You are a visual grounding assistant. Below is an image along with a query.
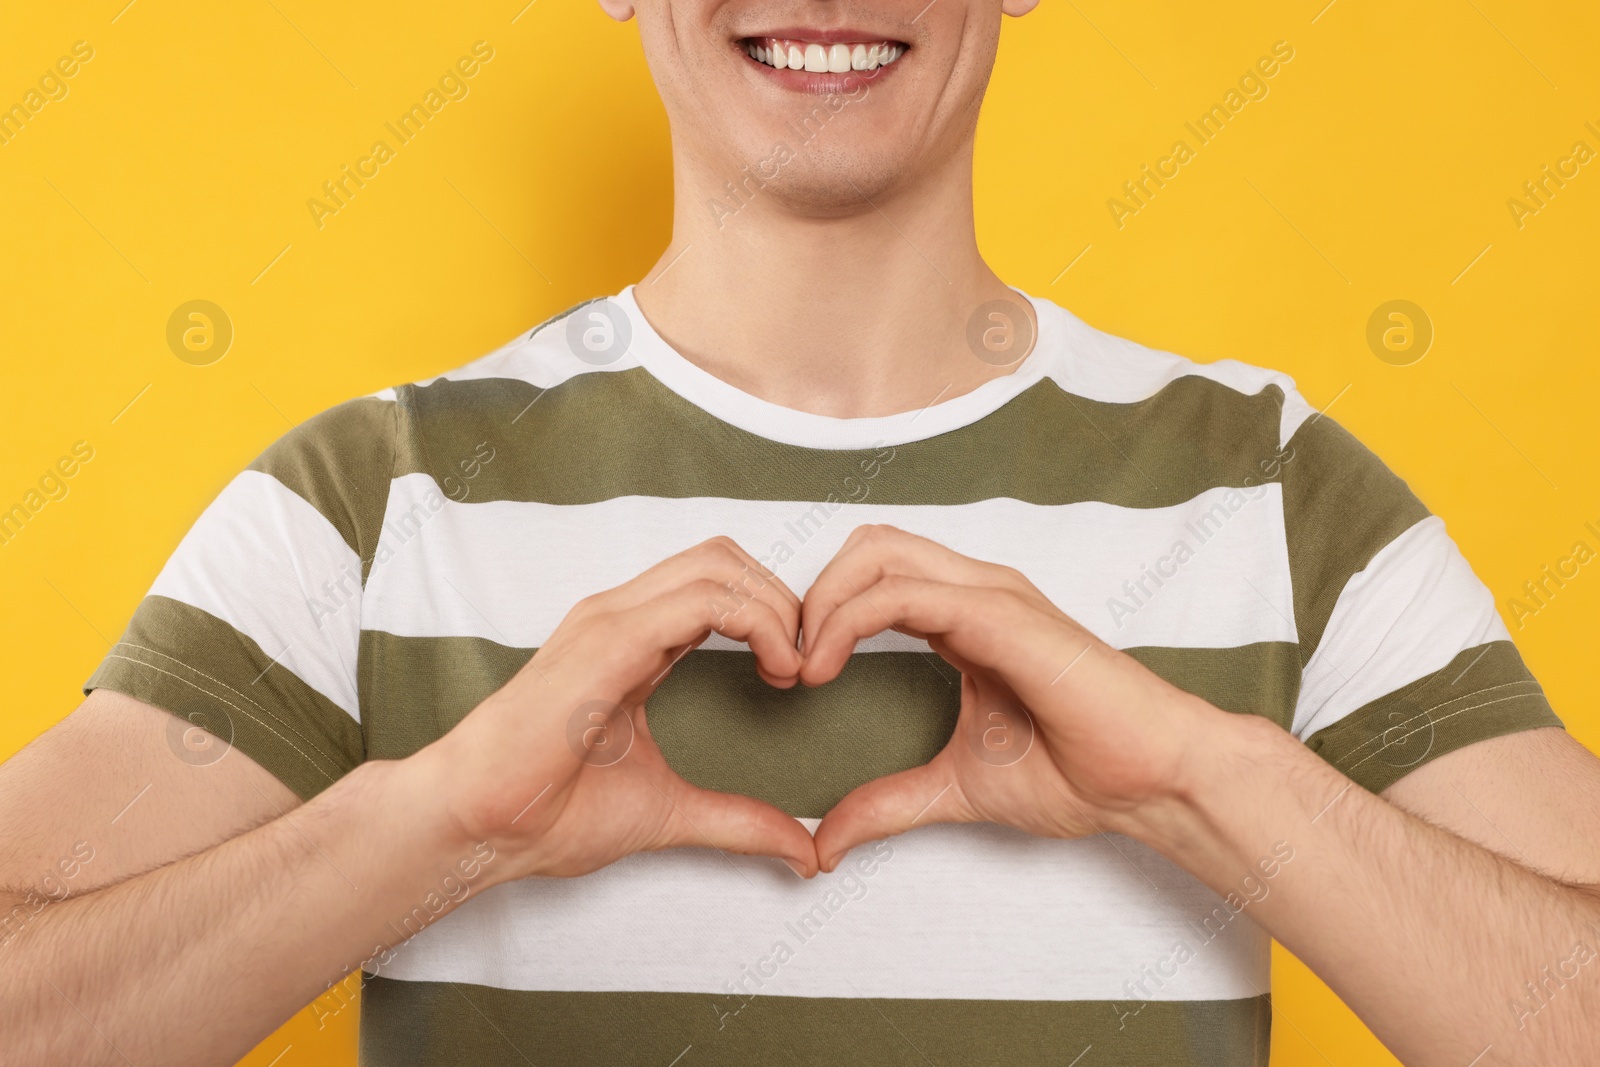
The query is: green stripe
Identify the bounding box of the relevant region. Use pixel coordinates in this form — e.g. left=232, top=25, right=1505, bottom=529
left=83, top=596, right=364, bottom=800
left=650, top=651, right=959, bottom=818
left=1278, top=414, right=1430, bottom=667
left=1125, top=642, right=1300, bottom=730
left=360, top=635, right=1299, bottom=817
left=249, top=397, right=395, bottom=581
left=1305, top=641, right=1562, bottom=794
left=387, top=371, right=1290, bottom=508
left=360, top=638, right=959, bottom=818
left=360, top=977, right=1270, bottom=1067
left=364, top=629, right=1558, bottom=811
left=357, top=632, right=528, bottom=759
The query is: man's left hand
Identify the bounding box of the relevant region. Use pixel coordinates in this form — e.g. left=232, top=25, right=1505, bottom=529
left=800, top=524, right=1225, bottom=871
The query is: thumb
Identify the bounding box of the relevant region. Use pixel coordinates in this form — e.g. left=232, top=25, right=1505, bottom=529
left=813, top=756, right=964, bottom=872
left=653, top=779, right=820, bottom=877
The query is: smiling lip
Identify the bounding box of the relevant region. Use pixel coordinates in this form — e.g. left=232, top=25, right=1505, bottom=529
left=736, top=31, right=907, bottom=92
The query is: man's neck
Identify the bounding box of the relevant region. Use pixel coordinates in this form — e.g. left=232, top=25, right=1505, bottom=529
left=632, top=146, right=1034, bottom=421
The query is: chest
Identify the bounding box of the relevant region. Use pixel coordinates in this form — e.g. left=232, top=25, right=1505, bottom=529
left=357, top=483, right=1303, bottom=811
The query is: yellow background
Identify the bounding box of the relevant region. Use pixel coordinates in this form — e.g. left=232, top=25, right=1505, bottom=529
left=2, top=1, right=1597, bottom=1063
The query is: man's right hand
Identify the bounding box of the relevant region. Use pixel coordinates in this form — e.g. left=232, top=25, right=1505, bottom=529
left=414, top=535, right=819, bottom=880
left=0, top=535, right=817, bottom=1067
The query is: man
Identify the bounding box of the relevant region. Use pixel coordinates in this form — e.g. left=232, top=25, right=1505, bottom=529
left=3, top=1, right=1598, bottom=1064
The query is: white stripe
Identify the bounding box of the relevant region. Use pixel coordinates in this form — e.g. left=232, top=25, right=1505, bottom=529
left=418, top=306, right=643, bottom=390
left=1291, top=516, right=1511, bottom=739
left=1049, top=308, right=1315, bottom=448
left=148, top=470, right=363, bottom=720
left=616, top=287, right=1312, bottom=451
left=364, top=478, right=1297, bottom=651
left=615, top=288, right=1058, bottom=451
left=392, top=289, right=1312, bottom=452
left=373, top=822, right=1269, bottom=1000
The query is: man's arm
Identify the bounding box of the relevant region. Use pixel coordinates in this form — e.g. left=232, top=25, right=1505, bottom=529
left=1153, top=716, right=1600, bottom=1066
left=803, top=525, right=1600, bottom=1067
left=1381, top=726, right=1600, bottom=886
left=0, top=692, right=470, bottom=1066
left=0, top=690, right=299, bottom=910
left=1, top=538, right=817, bottom=1067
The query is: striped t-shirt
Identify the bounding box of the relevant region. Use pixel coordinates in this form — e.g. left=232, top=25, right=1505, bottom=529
left=88, top=287, right=1560, bottom=1066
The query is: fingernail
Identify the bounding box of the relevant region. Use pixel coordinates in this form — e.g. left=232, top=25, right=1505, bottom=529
left=783, top=858, right=807, bottom=878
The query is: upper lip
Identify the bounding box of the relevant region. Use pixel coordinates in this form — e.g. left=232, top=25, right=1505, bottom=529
left=738, top=27, right=908, bottom=45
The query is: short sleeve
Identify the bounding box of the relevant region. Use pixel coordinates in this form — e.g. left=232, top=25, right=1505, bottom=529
left=1280, top=410, right=1562, bottom=795
left=85, top=396, right=395, bottom=801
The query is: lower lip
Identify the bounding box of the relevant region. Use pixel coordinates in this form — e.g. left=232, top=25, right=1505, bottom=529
left=739, top=46, right=904, bottom=94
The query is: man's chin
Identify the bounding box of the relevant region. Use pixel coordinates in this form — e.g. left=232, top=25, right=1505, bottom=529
left=709, top=138, right=913, bottom=217
left=764, top=168, right=905, bottom=215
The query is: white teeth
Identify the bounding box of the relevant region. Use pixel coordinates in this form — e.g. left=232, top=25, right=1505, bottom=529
left=745, top=38, right=905, bottom=73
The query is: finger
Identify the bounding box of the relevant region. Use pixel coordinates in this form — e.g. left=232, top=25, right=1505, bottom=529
left=812, top=755, right=966, bottom=872
left=707, top=597, right=805, bottom=689
left=591, top=580, right=804, bottom=701
left=587, top=537, right=802, bottom=644
left=691, top=536, right=803, bottom=642
left=802, top=525, right=1040, bottom=650
left=654, top=779, right=820, bottom=876
left=800, top=574, right=1015, bottom=687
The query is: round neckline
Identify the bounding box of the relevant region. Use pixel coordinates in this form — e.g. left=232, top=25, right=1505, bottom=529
left=613, top=285, right=1064, bottom=451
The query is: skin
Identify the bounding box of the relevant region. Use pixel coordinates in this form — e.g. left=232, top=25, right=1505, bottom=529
left=0, top=541, right=817, bottom=1065
left=2, top=2, right=1599, bottom=1065
left=800, top=527, right=1600, bottom=1065
left=614, top=0, right=1042, bottom=416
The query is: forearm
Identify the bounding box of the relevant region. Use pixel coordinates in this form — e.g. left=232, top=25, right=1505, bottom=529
left=1129, top=707, right=1600, bottom=1066
left=1, top=751, right=488, bottom=1067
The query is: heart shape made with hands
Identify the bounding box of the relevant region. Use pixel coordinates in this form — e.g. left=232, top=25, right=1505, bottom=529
left=603, top=523, right=1189, bottom=877
left=451, top=522, right=1189, bottom=884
